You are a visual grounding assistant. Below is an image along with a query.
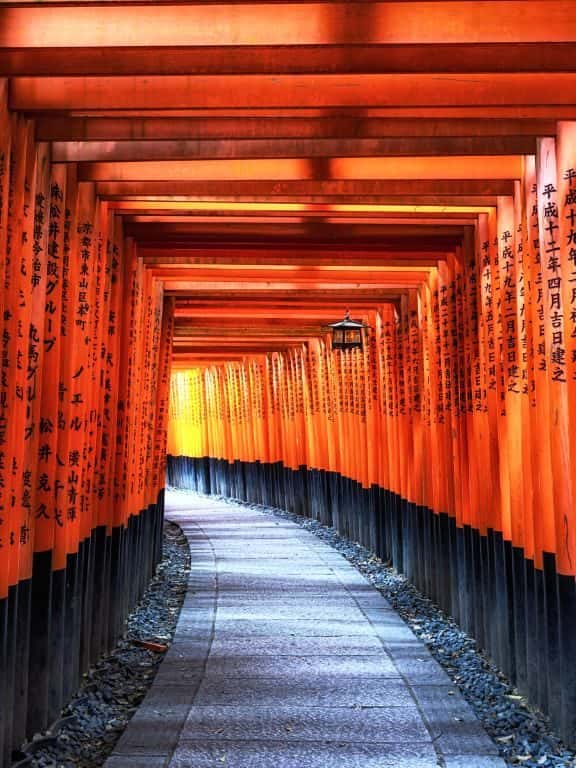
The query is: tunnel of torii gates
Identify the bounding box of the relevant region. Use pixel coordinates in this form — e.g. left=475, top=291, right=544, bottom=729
left=3, top=0, right=576, bottom=763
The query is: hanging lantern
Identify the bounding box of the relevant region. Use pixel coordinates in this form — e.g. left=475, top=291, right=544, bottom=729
left=328, top=309, right=369, bottom=351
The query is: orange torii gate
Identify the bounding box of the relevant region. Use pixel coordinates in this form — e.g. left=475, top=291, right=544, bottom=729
left=2, top=0, right=576, bottom=762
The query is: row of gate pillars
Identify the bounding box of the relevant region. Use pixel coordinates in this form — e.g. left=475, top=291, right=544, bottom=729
left=167, top=454, right=576, bottom=747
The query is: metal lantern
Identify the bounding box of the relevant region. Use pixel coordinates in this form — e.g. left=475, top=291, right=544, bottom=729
left=328, top=310, right=369, bottom=351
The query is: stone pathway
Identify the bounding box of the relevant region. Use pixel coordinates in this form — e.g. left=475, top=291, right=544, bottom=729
left=105, top=491, right=506, bottom=768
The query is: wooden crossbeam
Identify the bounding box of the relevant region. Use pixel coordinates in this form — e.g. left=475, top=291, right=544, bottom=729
left=173, top=319, right=329, bottom=330
left=173, top=300, right=398, bottom=311
left=125, top=223, right=468, bottom=244
left=164, top=288, right=409, bottom=299
left=2, top=3, right=574, bottom=48
left=154, top=269, right=433, bottom=286
left=172, top=344, right=303, bottom=353
left=173, top=306, right=394, bottom=318
left=5, top=44, right=576, bottom=77
left=78, top=156, right=522, bottom=182
left=95, top=179, right=516, bottom=198
left=121, top=207, right=485, bottom=220
left=142, top=250, right=445, bottom=267
left=51, top=136, right=536, bottom=162
left=37, top=116, right=557, bottom=143
left=11, top=73, right=576, bottom=111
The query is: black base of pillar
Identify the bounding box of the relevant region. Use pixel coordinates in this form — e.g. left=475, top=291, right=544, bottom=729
left=27, top=551, right=52, bottom=736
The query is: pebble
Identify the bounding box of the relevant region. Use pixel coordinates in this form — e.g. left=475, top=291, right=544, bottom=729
left=16, top=521, right=190, bottom=768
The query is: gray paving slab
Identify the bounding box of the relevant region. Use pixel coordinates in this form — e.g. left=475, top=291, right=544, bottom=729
left=212, top=617, right=377, bottom=636
left=384, top=643, right=454, bottom=684
left=169, top=741, right=440, bottom=768
left=194, top=675, right=415, bottom=707
left=215, top=564, right=336, bottom=574
left=106, top=757, right=170, bottom=768
left=412, top=684, right=501, bottom=756
left=203, top=653, right=400, bottom=678
left=444, top=758, right=507, bottom=768
left=112, top=702, right=190, bottom=755
left=105, top=491, right=502, bottom=768
left=153, top=663, right=206, bottom=686
left=207, top=634, right=386, bottom=656
left=216, top=599, right=364, bottom=615
left=180, top=704, right=431, bottom=742
left=216, top=579, right=350, bottom=593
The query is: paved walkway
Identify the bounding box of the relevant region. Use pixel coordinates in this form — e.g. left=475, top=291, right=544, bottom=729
left=106, top=491, right=505, bottom=768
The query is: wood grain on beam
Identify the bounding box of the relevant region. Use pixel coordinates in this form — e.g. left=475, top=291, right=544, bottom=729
left=37, top=116, right=557, bottom=143
left=173, top=338, right=306, bottom=345
left=173, top=307, right=386, bottom=318
left=95, top=179, right=515, bottom=197
left=2, top=3, right=574, bottom=47
left=152, top=267, right=433, bottom=283
left=163, top=279, right=424, bottom=292
left=107, top=195, right=500, bottom=206
left=171, top=357, right=256, bottom=365
left=174, top=334, right=314, bottom=341
left=141, top=236, right=460, bottom=252
left=124, top=210, right=481, bottom=222
left=125, top=222, right=467, bottom=240
left=141, top=249, right=444, bottom=266
left=172, top=298, right=401, bottom=309
left=37, top=107, right=576, bottom=120
left=79, top=156, right=522, bottom=182
left=131, top=220, right=477, bottom=234
left=164, top=288, right=405, bottom=299
left=172, top=345, right=304, bottom=354
left=112, top=200, right=490, bottom=214
left=173, top=319, right=329, bottom=329
left=4, top=43, right=576, bottom=77
left=11, top=73, right=576, bottom=111
left=51, top=136, right=536, bottom=162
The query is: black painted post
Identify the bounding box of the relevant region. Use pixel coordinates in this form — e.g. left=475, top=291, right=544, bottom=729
left=63, top=548, right=82, bottom=703
left=523, top=558, right=538, bottom=703
left=80, top=534, right=94, bottom=672
left=511, top=546, right=528, bottom=695
left=4, top=586, right=18, bottom=768
left=471, top=529, right=485, bottom=649
left=482, top=532, right=496, bottom=663
left=14, top=579, right=32, bottom=746
left=543, top=552, right=562, bottom=726
left=459, top=525, right=473, bottom=635
left=503, top=540, right=517, bottom=682
left=91, top=526, right=107, bottom=663
left=558, top=573, right=576, bottom=743
left=0, top=596, right=7, bottom=766
left=48, top=562, right=66, bottom=723
left=534, top=566, right=549, bottom=713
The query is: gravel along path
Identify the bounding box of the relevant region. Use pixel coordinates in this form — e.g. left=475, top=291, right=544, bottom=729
left=14, top=521, right=190, bottom=768
left=223, top=495, right=575, bottom=768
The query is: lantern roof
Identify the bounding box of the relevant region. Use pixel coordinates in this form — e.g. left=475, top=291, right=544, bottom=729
left=327, top=310, right=369, bottom=331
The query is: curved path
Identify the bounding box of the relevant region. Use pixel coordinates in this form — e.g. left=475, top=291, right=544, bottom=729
left=105, top=491, right=505, bottom=768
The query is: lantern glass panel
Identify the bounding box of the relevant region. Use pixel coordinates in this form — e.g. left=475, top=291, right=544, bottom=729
left=345, top=330, right=361, bottom=345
